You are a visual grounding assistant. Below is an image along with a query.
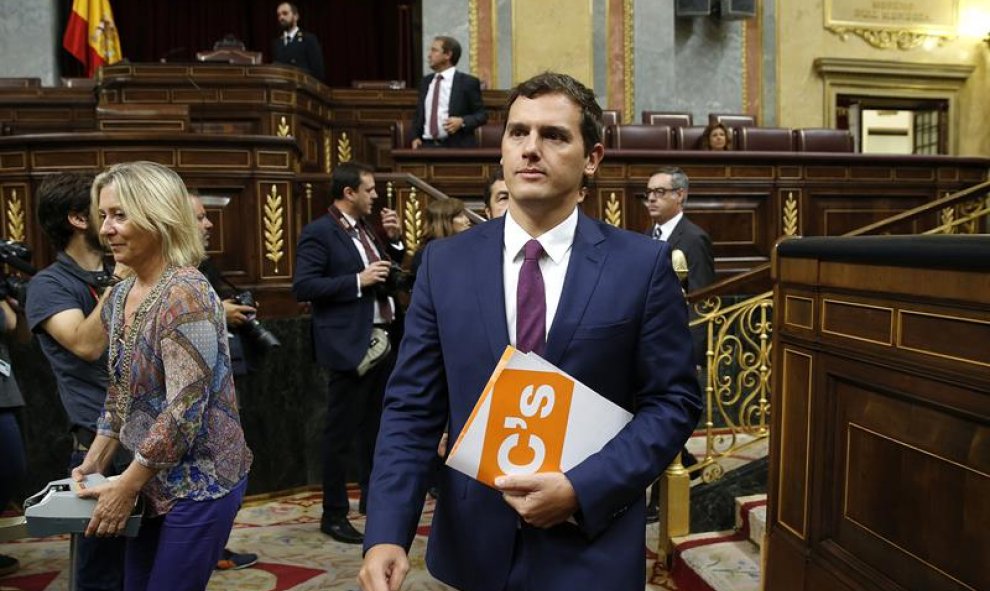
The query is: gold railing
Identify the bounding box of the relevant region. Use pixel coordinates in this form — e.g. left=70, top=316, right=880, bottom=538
left=656, top=179, right=990, bottom=563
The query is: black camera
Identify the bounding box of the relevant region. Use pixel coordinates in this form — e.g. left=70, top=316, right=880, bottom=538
left=377, top=263, right=415, bottom=297
left=230, top=291, right=281, bottom=351
left=0, top=239, right=37, bottom=305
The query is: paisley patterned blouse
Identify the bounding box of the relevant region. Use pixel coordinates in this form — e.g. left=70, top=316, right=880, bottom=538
left=99, top=266, right=252, bottom=516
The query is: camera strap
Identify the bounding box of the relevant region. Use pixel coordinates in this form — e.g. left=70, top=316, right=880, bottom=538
left=54, top=252, right=115, bottom=304
left=327, top=206, right=394, bottom=324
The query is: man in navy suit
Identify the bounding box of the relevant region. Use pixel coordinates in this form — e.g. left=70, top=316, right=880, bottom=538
left=360, top=72, right=701, bottom=591
left=293, top=161, right=402, bottom=544
left=271, top=2, right=325, bottom=80
left=411, top=36, right=487, bottom=149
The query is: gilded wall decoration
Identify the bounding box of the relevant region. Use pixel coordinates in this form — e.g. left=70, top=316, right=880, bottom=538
left=264, top=184, right=285, bottom=273
left=825, top=0, right=957, bottom=50
left=604, top=192, right=622, bottom=227
left=403, top=187, right=423, bottom=254
left=276, top=116, right=291, bottom=137
left=783, top=192, right=799, bottom=236
left=323, top=129, right=331, bottom=174
left=6, top=189, right=25, bottom=242
left=337, top=132, right=352, bottom=163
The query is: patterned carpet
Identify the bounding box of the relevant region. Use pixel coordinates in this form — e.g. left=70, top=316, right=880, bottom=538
left=1, top=488, right=678, bottom=591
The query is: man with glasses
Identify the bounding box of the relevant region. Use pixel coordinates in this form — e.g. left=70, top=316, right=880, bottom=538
left=643, top=166, right=715, bottom=521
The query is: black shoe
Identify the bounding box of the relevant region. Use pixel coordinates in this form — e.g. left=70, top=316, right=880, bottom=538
left=0, top=554, right=19, bottom=577
left=358, top=496, right=367, bottom=515
left=645, top=505, right=659, bottom=524
left=320, top=516, right=364, bottom=544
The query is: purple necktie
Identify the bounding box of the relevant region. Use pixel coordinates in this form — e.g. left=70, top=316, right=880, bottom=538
left=516, top=239, right=546, bottom=355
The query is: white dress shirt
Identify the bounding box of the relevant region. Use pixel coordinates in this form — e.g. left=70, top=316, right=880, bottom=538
left=423, top=65, right=456, bottom=140
left=342, top=211, right=395, bottom=324
left=652, top=211, right=683, bottom=242
left=503, top=208, right=578, bottom=346
left=282, top=27, right=299, bottom=45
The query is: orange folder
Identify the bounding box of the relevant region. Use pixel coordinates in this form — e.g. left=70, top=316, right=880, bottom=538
left=446, top=346, right=633, bottom=488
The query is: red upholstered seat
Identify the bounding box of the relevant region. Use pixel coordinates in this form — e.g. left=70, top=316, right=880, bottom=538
left=736, top=127, right=795, bottom=151
left=602, top=110, right=622, bottom=127
left=675, top=126, right=708, bottom=150
left=641, top=111, right=693, bottom=128
left=611, top=125, right=673, bottom=150
left=793, top=128, right=854, bottom=152
left=474, top=123, right=504, bottom=148
left=709, top=113, right=756, bottom=128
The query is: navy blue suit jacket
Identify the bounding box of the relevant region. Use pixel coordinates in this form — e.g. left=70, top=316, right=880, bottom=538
left=293, top=213, right=400, bottom=372
left=412, top=70, right=487, bottom=147
left=365, top=212, right=702, bottom=591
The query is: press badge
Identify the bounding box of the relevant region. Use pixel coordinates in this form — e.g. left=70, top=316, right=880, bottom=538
left=0, top=359, right=10, bottom=377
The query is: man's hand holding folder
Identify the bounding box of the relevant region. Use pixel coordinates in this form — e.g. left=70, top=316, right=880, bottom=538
left=446, top=346, right=633, bottom=526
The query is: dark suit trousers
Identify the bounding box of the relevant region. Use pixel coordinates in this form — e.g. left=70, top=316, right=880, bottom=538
left=321, top=346, right=397, bottom=518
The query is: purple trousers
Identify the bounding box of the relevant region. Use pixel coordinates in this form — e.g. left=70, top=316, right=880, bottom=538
left=124, top=478, right=247, bottom=591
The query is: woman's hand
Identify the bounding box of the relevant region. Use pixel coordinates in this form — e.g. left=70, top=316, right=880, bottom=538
left=77, top=478, right=139, bottom=538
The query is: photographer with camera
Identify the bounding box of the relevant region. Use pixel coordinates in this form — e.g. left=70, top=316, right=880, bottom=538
left=0, top=290, right=24, bottom=577
left=293, top=161, right=403, bottom=544
left=189, top=193, right=265, bottom=571
left=24, top=172, right=127, bottom=590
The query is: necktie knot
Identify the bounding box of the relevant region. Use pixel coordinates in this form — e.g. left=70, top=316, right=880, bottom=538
left=652, top=226, right=663, bottom=241
left=435, top=74, right=443, bottom=83
left=523, top=239, right=544, bottom=261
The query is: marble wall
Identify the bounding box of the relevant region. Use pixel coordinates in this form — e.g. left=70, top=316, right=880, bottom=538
left=421, top=0, right=475, bottom=77
left=0, top=0, right=59, bottom=86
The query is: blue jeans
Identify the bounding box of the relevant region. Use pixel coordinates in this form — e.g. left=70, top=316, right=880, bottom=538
left=69, top=449, right=126, bottom=591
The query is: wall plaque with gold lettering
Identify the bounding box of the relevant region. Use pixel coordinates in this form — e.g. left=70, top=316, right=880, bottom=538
left=824, top=0, right=958, bottom=49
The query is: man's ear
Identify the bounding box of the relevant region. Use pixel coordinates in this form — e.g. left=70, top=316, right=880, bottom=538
left=67, top=212, right=89, bottom=231
left=584, top=142, right=605, bottom=176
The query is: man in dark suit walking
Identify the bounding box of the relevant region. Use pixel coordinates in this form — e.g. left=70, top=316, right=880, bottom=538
left=293, top=161, right=402, bottom=544
left=271, top=2, right=325, bottom=81
left=359, top=72, right=701, bottom=591
left=411, top=36, right=487, bottom=149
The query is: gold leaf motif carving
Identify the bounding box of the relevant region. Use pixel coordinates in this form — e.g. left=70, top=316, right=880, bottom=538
left=939, top=206, right=955, bottom=234
left=277, top=116, right=291, bottom=137
left=604, top=192, right=622, bottom=227
left=338, top=132, right=352, bottom=163
left=6, top=189, right=25, bottom=242
left=264, top=184, right=285, bottom=273
left=323, top=129, right=331, bottom=174
left=403, top=189, right=423, bottom=254
left=825, top=26, right=952, bottom=50
left=783, top=192, right=798, bottom=236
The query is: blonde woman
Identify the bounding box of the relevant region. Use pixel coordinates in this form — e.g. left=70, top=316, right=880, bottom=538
left=410, top=197, right=471, bottom=278
left=73, top=161, right=252, bottom=591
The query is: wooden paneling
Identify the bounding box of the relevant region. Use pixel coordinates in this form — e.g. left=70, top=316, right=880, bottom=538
left=769, top=236, right=990, bottom=591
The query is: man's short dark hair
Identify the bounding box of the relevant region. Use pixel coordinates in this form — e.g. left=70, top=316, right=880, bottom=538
left=485, top=166, right=505, bottom=209
left=330, top=161, right=375, bottom=201
left=278, top=2, right=298, bottom=16
left=36, top=172, right=96, bottom=251
left=653, top=166, right=690, bottom=192
left=506, top=71, right=603, bottom=156
left=436, top=36, right=461, bottom=66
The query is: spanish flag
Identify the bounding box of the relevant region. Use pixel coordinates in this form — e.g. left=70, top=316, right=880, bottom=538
left=63, top=0, right=123, bottom=77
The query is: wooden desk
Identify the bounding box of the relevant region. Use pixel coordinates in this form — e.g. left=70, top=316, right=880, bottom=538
left=768, top=235, right=990, bottom=591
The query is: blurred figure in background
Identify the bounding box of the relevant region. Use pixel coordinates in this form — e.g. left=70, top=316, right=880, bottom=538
left=411, top=197, right=471, bottom=278
left=701, top=122, right=732, bottom=151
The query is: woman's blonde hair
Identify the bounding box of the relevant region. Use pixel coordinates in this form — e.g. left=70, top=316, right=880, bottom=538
left=91, top=161, right=205, bottom=268
left=423, top=198, right=466, bottom=243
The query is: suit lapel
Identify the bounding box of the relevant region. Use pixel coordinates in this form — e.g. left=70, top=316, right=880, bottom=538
left=448, top=71, right=462, bottom=112
left=326, top=215, right=364, bottom=269
left=472, top=218, right=509, bottom=362
left=544, top=213, right=607, bottom=366
left=667, top=218, right=686, bottom=251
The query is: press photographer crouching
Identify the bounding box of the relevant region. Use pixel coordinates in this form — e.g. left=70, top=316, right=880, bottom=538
left=24, top=172, right=128, bottom=590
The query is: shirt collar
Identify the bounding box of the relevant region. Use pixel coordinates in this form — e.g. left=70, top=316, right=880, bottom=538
left=658, top=211, right=684, bottom=240
left=434, top=65, right=456, bottom=81
left=284, top=27, right=299, bottom=40
left=504, top=207, right=578, bottom=264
